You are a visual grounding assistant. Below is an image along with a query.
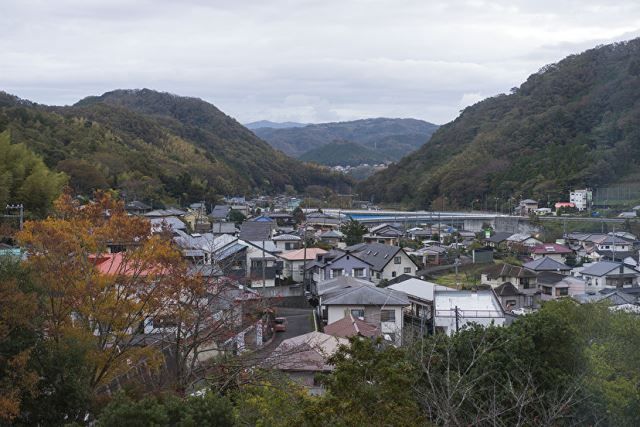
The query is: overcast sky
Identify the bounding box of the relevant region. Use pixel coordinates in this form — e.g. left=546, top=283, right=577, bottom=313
left=1, top=1, right=639, bottom=125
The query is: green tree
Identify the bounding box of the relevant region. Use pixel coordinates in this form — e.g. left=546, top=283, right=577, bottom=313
left=228, top=210, right=246, bottom=225
left=97, top=392, right=234, bottom=427
left=318, top=337, right=425, bottom=426
left=0, top=131, right=67, bottom=217
left=340, top=218, right=367, bottom=246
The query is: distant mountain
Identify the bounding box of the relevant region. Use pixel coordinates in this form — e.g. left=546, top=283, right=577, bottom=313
left=252, top=118, right=439, bottom=161
left=358, top=38, right=640, bottom=208
left=299, top=140, right=388, bottom=167
left=244, top=120, right=307, bottom=130
left=0, top=89, right=351, bottom=204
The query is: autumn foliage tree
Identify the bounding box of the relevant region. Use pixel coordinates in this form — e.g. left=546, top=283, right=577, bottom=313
left=17, top=191, right=185, bottom=393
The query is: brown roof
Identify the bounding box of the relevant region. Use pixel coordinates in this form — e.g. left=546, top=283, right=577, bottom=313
left=324, top=315, right=381, bottom=339
left=279, top=247, right=327, bottom=261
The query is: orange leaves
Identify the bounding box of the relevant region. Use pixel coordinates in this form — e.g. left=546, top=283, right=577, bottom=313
left=16, top=191, right=190, bottom=390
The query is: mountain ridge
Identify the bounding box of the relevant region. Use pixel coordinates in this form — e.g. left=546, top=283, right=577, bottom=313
left=358, top=38, right=640, bottom=208
left=252, top=117, right=439, bottom=161
left=0, top=89, right=351, bottom=203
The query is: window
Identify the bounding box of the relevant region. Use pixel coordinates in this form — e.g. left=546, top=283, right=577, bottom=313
left=353, top=268, right=365, bottom=277
left=376, top=272, right=381, bottom=279
left=556, top=287, right=568, bottom=296
left=394, top=256, right=401, bottom=264
left=404, top=267, right=411, bottom=274
left=350, top=309, right=364, bottom=319
left=331, top=268, right=343, bottom=278
left=542, top=286, right=552, bottom=295
left=505, top=299, right=517, bottom=307
left=392, top=271, right=396, bottom=278
left=381, top=309, right=395, bottom=322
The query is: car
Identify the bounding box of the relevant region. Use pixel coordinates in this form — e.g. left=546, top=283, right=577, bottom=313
left=274, top=317, right=287, bottom=332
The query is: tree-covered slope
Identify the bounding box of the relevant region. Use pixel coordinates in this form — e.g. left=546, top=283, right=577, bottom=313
left=358, top=38, right=640, bottom=208
left=253, top=117, right=439, bottom=160
left=298, top=140, right=388, bottom=166
left=0, top=89, right=351, bottom=204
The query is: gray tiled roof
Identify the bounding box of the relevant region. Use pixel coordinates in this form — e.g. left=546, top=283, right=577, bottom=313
left=345, top=243, right=403, bottom=271
left=322, top=284, right=409, bottom=306
left=580, top=261, right=631, bottom=277
left=486, top=232, right=513, bottom=243
left=494, top=282, right=521, bottom=296
left=523, top=257, right=571, bottom=272
left=210, top=205, right=231, bottom=219
left=238, top=222, right=272, bottom=241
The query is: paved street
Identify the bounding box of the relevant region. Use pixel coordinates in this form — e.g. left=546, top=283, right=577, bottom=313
left=267, top=306, right=315, bottom=350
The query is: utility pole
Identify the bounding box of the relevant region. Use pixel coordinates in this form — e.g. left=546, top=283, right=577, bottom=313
left=455, top=306, right=460, bottom=333
left=261, top=239, right=266, bottom=288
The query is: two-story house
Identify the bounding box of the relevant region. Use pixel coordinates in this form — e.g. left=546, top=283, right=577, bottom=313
left=576, top=261, right=640, bottom=292
left=320, top=282, right=409, bottom=345
left=345, top=243, right=420, bottom=285
left=481, top=263, right=537, bottom=306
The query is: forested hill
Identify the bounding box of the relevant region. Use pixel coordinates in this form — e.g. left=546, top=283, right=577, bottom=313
left=0, top=89, right=351, bottom=204
left=252, top=118, right=439, bottom=161
left=299, top=140, right=388, bottom=166
left=358, top=38, right=640, bottom=208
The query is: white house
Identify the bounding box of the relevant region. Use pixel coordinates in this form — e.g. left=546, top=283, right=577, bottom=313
left=344, top=243, right=419, bottom=285
left=576, top=261, right=640, bottom=292
left=279, top=248, right=327, bottom=282
left=433, top=290, right=506, bottom=335
left=320, top=283, right=409, bottom=345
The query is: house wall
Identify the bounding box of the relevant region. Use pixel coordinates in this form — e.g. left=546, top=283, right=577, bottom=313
left=378, top=253, right=417, bottom=284
left=321, top=255, right=371, bottom=281
left=326, top=305, right=404, bottom=345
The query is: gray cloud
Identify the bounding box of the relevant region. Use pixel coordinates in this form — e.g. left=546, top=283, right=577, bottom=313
left=1, top=0, right=639, bottom=124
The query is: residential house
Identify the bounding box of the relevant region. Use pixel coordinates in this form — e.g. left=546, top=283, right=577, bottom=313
left=345, top=243, right=420, bottom=284
left=320, top=283, right=409, bottom=345
left=272, top=233, right=302, bottom=251
left=517, top=199, right=538, bottom=216
left=537, top=272, right=586, bottom=301
left=305, top=212, right=341, bottom=231
left=363, top=223, right=404, bottom=246
left=493, top=282, right=529, bottom=311
left=267, top=332, right=348, bottom=395
left=125, top=200, right=152, bottom=216
left=318, top=230, right=344, bottom=247
left=481, top=264, right=537, bottom=306
left=575, top=261, right=640, bottom=292
left=280, top=248, right=327, bottom=282
left=238, top=221, right=274, bottom=242
left=183, top=210, right=211, bottom=233
left=523, top=257, right=572, bottom=275
left=409, top=245, right=449, bottom=266
left=433, top=290, right=506, bottom=335
left=574, top=288, right=639, bottom=307
left=211, top=222, right=238, bottom=237
left=150, top=216, right=187, bottom=233
left=240, top=240, right=283, bottom=288
left=210, top=205, right=231, bottom=221
left=144, top=208, right=186, bottom=218
left=531, top=243, right=573, bottom=262
left=324, top=314, right=381, bottom=339
left=308, top=249, right=373, bottom=282
left=388, top=278, right=452, bottom=334
left=485, top=231, right=513, bottom=249
left=506, top=233, right=543, bottom=249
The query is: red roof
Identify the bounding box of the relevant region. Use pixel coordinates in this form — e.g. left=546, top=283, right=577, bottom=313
left=90, top=253, right=161, bottom=276
left=279, top=248, right=327, bottom=261
left=555, top=202, right=575, bottom=208
left=532, top=243, right=572, bottom=255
